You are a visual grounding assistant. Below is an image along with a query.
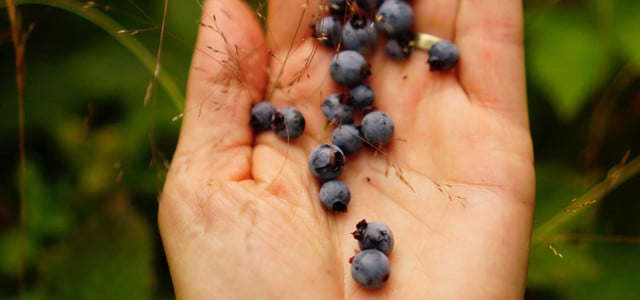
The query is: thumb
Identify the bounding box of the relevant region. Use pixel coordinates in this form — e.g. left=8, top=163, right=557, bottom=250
left=173, top=0, right=268, bottom=181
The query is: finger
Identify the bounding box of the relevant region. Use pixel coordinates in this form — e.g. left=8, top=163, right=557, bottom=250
left=173, top=0, right=268, bottom=179
left=455, top=0, right=528, bottom=126
left=413, top=0, right=460, bottom=40
left=366, top=0, right=460, bottom=122
left=252, top=42, right=336, bottom=185
left=266, top=0, right=323, bottom=53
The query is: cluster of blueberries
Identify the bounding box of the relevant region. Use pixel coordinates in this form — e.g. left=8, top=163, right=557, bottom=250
left=249, top=104, right=306, bottom=140
left=313, top=0, right=459, bottom=69
left=310, top=0, right=409, bottom=290
left=350, top=219, right=395, bottom=289
left=308, top=0, right=458, bottom=214
left=249, top=0, right=458, bottom=291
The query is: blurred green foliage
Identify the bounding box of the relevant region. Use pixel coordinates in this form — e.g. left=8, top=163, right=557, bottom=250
left=1, top=0, right=639, bottom=299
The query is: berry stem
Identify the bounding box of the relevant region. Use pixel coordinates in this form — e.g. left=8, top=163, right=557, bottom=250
left=414, top=32, right=441, bottom=51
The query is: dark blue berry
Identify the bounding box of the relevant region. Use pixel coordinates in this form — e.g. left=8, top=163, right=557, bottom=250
left=332, top=125, right=362, bottom=155
left=385, top=37, right=412, bottom=61
left=322, top=94, right=354, bottom=124
left=352, top=219, right=394, bottom=255
left=349, top=84, right=375, bottom=112
left=327, top=0, right=352, bottom=16
left=271, top=107, right=305, bottom=140
left=356, top=0, right=382, bottom=11
left=319, top=180, right=351, bottom=212
left=361, top=111, right=394, bottom=147
left=312, top=16, right=342, bottom=49
left=375, top=0, right=414, bottom=36
left=341, top=14, right=377, bottom=55
left=308, top=144, right=346, bottom=181
left=249, top=101, right=275, bottom=133
left=330, top=50, right=371, bottom=87
left=428, top=40, right=459, bottom=71
left=350, top=249, right=390, bottom=290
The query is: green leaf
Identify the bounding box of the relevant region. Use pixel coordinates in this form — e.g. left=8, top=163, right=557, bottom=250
left=527, top=242, right=599, bottom=288
left=570, top=244, right=640, bottom=300
left=36, top=200, right=155, bottom=300
left=528, top=243, right=640, bottom=299
left=24, top=163, right=75, bottom=240
left=528, top=158, right=640, bottom=297
left=613, top=0, right=640, bottom=67
left=0, top=229, right=37, bottom=277
left=527, top=7, right=605, bottom=121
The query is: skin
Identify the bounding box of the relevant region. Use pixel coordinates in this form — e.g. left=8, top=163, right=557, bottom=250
left=158, top=0, right=534, bottom=299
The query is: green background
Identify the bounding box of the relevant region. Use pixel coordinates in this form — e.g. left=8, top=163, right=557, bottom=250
left=1, top=0, right=639, bottom=299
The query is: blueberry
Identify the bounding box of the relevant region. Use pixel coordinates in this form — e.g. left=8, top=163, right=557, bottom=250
left=428, top=40, right=459, bottom=71
left=385, top=37, right=412, bottom=61
left=332, top=125, right=362, bottom=156
left=322, top=94, right=354, bottom=125
left=348, top=84, right=375, bottom=112
left=330, top=50, right=371, bottom=87
left=271, top=107, right=305, bottom=140
left=249, top=101, right=275, bottom=133
left=308, top=144, right=346, bottom=181
left=312, top=16, right=342, bottom=49
left=352, top=219, right=394, bottom=255
left=319, top=180, right=351, bottom=212
left=341, top=14, right=377, bottom=55
left=361, top=111, right=394, bottom=147
left=350, top=249, right=390, bottom=290
left=375, top=0, right=414, bottom=36
left=327, top=0, right=352, bottom=16
left=356, top=0, right=382, bottom=11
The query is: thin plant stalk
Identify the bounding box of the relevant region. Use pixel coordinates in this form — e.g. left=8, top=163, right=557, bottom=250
left=4, top=0, right=185, bottom=112
left=532, top=154, right=640, bottom=245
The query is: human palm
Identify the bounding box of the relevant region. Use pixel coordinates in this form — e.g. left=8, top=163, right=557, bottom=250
left=159, top=0, right=535, bottom=298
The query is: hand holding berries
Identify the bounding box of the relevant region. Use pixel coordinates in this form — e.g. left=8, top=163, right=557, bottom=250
left=161, top=0, right=534, bottom=298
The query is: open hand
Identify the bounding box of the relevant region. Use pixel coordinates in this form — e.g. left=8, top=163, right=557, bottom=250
left=159, top=0, right=535, bottom=298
